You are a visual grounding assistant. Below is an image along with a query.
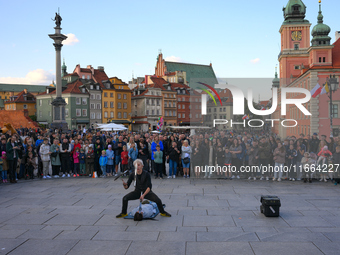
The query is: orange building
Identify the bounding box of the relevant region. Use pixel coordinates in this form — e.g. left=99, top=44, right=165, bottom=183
left=4, top=89, right=36, bottom=116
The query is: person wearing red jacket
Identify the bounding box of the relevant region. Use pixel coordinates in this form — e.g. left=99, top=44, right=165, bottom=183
left=121, top=145, right=129, bottom=175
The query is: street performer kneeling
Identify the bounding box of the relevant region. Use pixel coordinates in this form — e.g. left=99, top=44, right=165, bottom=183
left=116, top=159, right=171, bottom=218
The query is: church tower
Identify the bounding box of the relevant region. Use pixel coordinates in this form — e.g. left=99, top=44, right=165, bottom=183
left=279, top=0, right=311, bottom=86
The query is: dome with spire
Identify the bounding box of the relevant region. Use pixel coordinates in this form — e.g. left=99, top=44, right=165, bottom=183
left=283, top=0, right=309, bottom=24
left=311, top=1, right=331, bottom=46
left=272, top=67, right=280, bottom=88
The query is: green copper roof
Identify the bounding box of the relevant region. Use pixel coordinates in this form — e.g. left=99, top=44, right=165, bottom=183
left=0, top=84, right=47, bottom=93
left=164, top=61, right=218, bottom=89
left=282, top=0, right=309, bottom=25
left=311, top=3, right=331, bottom=46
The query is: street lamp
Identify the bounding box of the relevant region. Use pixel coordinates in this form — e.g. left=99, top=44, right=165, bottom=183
left=328, top=75, right=339, bottom=137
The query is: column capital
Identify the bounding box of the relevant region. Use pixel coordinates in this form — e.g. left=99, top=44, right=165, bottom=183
left=53, top=43, right=63, bottom=51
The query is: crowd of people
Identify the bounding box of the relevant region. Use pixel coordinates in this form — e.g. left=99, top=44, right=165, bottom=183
left=0, top=127, right=339, bottom=184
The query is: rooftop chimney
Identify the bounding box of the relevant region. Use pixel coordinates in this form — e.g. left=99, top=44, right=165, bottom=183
left=87, top=65, right=92, bottom=69
left=98, top=66, right=104, bottom=71
left=24, top=89, right=28, bottom=94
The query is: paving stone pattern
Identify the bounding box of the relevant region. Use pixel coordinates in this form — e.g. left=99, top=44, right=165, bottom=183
left=1, top=177, right=340, bottom=255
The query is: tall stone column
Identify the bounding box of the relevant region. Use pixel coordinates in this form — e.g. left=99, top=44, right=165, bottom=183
left=48, top=13, right=68, bottom=131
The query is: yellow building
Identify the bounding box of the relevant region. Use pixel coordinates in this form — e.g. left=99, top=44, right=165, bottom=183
left=102, top=77, right=131, bottom=129
left=4, top=89, right=37, bottom=116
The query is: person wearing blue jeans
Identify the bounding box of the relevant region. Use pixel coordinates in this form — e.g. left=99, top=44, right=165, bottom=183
left=168, top=142, right=180, bottom=178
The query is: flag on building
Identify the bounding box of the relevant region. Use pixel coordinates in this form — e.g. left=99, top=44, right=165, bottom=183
left=242, top=114, right=249, bottom=120
left=320, top=82, right=330, bottom=95
left=310, top=83, right=322, bottom=98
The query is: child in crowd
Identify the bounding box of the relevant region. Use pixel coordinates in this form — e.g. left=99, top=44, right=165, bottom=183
left=1, top=151, right=7, bottom=183
left=106, top=145, right=115, bottom=176
left=39, top=138, right=51, bottom=179
left=301, top=152, right=315, bottom=183
left=224, top=148, right=232, bottom=179
left=73, top=147, right=80, bottom=177
left=153, top=145, right=163, bottom=179
left=26, top=151, right=36, bottom=180
left=121, top=145, right=129, bottom=175
left=79, top=148, right=86, bottom=176
left=317, top=146, right=333, bottom=182
left=99, top=150, right=108, bottom=178
left=86, top=145, right=95, bottom=177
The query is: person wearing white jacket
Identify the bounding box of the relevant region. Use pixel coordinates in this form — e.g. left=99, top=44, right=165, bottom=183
left=39, top=138, right=51, bottom=179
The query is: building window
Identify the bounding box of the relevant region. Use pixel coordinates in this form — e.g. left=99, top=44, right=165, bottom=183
left=189, top=114, right=192, bottom=118
left=90, top=85, right=94, bottom=90
left=173, top=111, right=176, bottom=116
left=165, top=111, right=168, bottom=117
left=182, top=113, right=185, bottom=118
left=91, top=113, right=95, bottom=119
left=87, top=75, right=90, bottom=79
left=214, top=108, right=216, bottom=112
left=118, top=112, right=122, bottom=119
left=110, top=102, right=114, bottom=108
left=23, top=104, right=27, bottom=109
left=169, top=102, right=172, bottom=107
left=118, top=94, right=121, bottom=99
left=152, top=110, right=154, bottom=115
left=319, top=57, right=322, bottom=63
left=82, top=98, right=87, bottom=105
left=294, top=44, right=299, bottom=50
left=48, top=111, right=51, bottom=117
left=123, top=112, right=127, bottom=118
left=178, top=113, right=181, bottom=118
left=104, top=111, right=108, bottom=118
left=332, top=104, right=338, bottom=118
left=152, top=99, right=155, bottom=105
left=178, top=98, right=181, bottom=102
left=82, top=109, right=87, bottom=116
left=323, top=57, right=326, bottom=63
left=157, top=99, right=160, bottom=106
left=146, top=99, right=150, bottom=105
left=294, top=65, right=300, bottom=70
left=48, top=100, right=51, bottom=105
left=173, top=102, right=176, bottom=107
left=178, top=105, right=181, bottom=109
left=110, top=111, right=114, bottom=118
left=146, top=110, right=149, bottom=115
left=76, top=98, right=81, bottom=105
left=110, top=93, right=113, bottom=97
left=82, top=75, right=85, bottom=79
left=223, top=107, right=226, bottom=112
left=90, top=94, right=95, bottom=100
left=123, top=94, right=127, bottom=99
left=39, top=100, right=42, bottom=106
left=104, top=102, right=108, bottom=108
left=91, top=103, right=95, bottom=109
left=104, top=92, right=108, bottom=97
left=76, top=109, right=81, bottom=117
left=123, top=103, right=127, bottom=109
left=196, top=114, right=198, bottom=118
left=82, top=88, right=86, bottom=93
left=96, top=85, right=100, bottom=90
left=65, top=109, right=69, bottom=117
left=96, top=112, right=101, bottom=119
left=182, top=105, right=185, bottom=109
left=39, top=110, right=42, bottom=117
left=165, top=94, right=168, bottom=98
left=164, top=102, right=168, bottom=107
left=96, top=103, right=101, bottom=109
left=96, top=94, right=101, bottom=100
left=156, top=109, right=159, bottom=115
left=169, top=111, right=172, bottom=117
left=118, top=103, right=122, bottom=109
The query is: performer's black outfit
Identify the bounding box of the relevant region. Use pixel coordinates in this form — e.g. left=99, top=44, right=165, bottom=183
left=121, top=170, right=166, bottom=215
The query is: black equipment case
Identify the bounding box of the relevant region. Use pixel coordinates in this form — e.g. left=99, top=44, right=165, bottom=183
left=260, top=195, right=281, bottom=217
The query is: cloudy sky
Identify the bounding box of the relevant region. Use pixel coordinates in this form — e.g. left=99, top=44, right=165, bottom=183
left=0, top=0, right=339, bottom=99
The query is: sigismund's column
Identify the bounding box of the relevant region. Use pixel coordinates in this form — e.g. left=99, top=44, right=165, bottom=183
left=49, top=12, right=68, bottom=131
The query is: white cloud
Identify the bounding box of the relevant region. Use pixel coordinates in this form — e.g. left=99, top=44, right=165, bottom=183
left=250, top=58, right=260, bottom=64
left=165, top=56, right=185, bottom=62
left=0, top=69, right=54, bottom=85
left=63, top=33, right=79, bottom=46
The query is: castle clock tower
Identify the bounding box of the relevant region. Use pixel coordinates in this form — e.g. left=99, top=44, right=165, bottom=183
left=279, top=0, right=311, bottom=86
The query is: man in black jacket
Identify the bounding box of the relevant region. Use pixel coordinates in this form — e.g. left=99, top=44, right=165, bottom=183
left=116, top=159, right=171, bottom=218
left=309, top=133, right=320, bottom=153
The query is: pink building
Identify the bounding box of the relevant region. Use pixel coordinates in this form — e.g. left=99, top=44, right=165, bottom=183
left=272, top=0, right=340, bottom=138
